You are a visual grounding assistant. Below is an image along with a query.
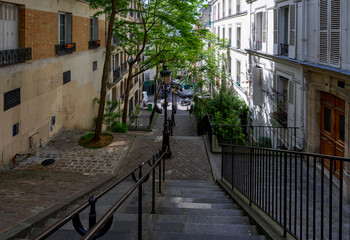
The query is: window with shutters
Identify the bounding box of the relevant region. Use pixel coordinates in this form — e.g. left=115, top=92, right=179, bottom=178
left=228, top=27, right=232, bottom=46
left=223, top=0, right=225, bottom=17
left=237, top=26, right=241, bottom=49
left=236, top=60, right=241, bottom=86
left=255, top=12, right=263, bottom=50
left=236, top=0, right=241, bottom=13
left=319, top=0, right=341, bottom=68
left=59, top=12, right=72, bottom=45
left=272, top=76, right=288, bottom=128
left=278, top=7, right=289, bottom=56
left=229, top=0, right=232, bottom=15
left=89, top=17, right=100, bottom=49
left=0, top=2, right=18, bottom=51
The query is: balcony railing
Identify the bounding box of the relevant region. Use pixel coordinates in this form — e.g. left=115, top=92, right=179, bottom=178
left=280, top=43, right=289, bottom=56
left=0, top=47, right=32, bottom=67
left=88, top=40, right=100, bottom=49
left=221, top=144, right=350, bottom=239
left=55, top=43, right=76, bottom=56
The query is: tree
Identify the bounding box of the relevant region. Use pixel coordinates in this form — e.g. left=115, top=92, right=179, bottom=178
left=113, top=0, right=205, bottom=123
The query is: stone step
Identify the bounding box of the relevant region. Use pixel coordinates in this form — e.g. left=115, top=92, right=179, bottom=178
left=154, top=202, right=236, bottom=210
left=146, top=232, right=267, bottom=240
left=149, top=214, right=251, bottom=225
left=161, top=190, right=227, bottom=198
left=125, top=206, right=244, bottom=216
left=164, top=180, right=218, bottom=188
left=162, top=187, right=225, bottom=194
left=157, top=196, right=232, bottom=204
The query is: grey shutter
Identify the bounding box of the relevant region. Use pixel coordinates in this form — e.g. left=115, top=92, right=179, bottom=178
left=319, top=0, right=328, bottom=64
left=253, top=14, right=257, bottom=48
left=253, top=66, right=263, bottom=106
left=262, top=12, right=266, bottom=43
left=330, top=0, right=340, bottom=67
left=66, top=13, right=72, bottom=43
left=288, top=81, right=294, bottom=105
left=94, top=17, right=98, bottom=40
left=273, top=9, right=277, bottom=44
left=289, top=5, right=295, bottom=46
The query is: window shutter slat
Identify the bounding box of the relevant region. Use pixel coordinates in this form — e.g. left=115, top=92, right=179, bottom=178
left=330, top=0, right=340, bottom=66
left=262, top=12, right=266, bottom=43
left=289, top=5, right=295, bottom=46
left=319, top=0, right=328, bottom=64
left=273, top=9, right=277, bottom=44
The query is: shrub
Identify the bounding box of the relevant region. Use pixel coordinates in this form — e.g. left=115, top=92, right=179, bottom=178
left=111, top=121, right=128, bottom=133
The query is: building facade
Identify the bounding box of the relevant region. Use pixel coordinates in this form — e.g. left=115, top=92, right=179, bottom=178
left=0, top=0, right=107, bottom=167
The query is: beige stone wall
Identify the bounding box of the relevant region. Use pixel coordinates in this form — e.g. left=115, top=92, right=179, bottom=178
left=0, top=49, right=105, bottom=167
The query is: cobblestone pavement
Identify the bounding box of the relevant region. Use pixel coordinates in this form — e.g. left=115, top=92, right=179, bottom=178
left=0, top=129, right=133, bottom=236
left=0, top=169, right=111, bottom=234
left=117, top=108, right=212, bottom=181
left=19, top=129, right=134, bottom=174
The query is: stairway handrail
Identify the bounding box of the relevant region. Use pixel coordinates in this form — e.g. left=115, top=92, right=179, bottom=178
left=33, top=148, right=168, bottom=240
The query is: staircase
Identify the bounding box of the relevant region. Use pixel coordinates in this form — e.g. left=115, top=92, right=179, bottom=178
left=23, top=179, right=266, bottom=240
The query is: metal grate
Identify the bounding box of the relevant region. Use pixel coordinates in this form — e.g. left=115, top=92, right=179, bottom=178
left=4, top=88, right=20, bottom=111
left=63, top=70, right=71, bottom=84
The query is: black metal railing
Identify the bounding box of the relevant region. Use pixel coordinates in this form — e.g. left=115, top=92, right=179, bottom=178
left=33, top=148, right=168, bottom=240
left=198, top=114, right=298, bottom=151
left=88, top=40, right=101, bottom=49
left=55, top=43, right=76, bottom=55
left=280, top=43, right=289, bottom=56
left=221, top=144, right=350, bottom=239
left=126, top=115, right=152, bottom=130
left=0, top=47, right=32, bottom=67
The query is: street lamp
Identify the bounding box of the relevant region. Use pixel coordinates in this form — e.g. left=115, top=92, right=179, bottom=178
left=160, top=65, right=171, bottom=157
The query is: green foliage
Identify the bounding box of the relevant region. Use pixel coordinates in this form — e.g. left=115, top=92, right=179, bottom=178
left=193, top=91, right=249, bottom=145
left=110, top=121, right=128, bottom=133
left=93, top=98, right=122, bottom=130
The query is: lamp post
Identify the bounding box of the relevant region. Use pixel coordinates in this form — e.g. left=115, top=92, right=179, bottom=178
left=160, top=65, right=171, bottom=157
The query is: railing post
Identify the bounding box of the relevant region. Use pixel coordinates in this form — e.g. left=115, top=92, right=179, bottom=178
left=138, top=165, right=143, bottom=240
left=283, top=152, right=287, bottom=237
left=158, top=158, right=162, bottom=193
left=151, top=156, right=156, bottom=214
left=249, top=148, right=253, bottom=206
left=89, top=196, right=97, bottom=230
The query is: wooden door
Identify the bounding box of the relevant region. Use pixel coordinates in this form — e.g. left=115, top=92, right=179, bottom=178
left=320, top=92, right=345, bottom=178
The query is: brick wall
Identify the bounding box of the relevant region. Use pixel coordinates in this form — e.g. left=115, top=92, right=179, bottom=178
left=24, top=9, right=57, bottom=60
left=20, top=8, right=106, bottom=61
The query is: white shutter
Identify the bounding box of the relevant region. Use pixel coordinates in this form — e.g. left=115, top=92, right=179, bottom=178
left=262, top=12, right=266, bottom=43
left=273, top=9, right=277, bottom=44
left=330, top=0, right=340, bottom=67
left=253, top=14, right=257, bottom=48
left=289, top=5, right=295, bottom=46
left=319, top=0, right=328, bottom=64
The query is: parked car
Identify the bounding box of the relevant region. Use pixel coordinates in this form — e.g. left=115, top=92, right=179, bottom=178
left=178, top=88, right=194, bottom=98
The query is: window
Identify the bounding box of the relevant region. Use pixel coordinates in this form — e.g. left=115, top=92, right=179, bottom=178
left=145, top=73, right=150, bottom=81
left=213, top=5, right=216, bottom=21
left=218, top=3, right=220, bottom=19
left=0, top=2, right=18, bottom=50
left=59, top=12, right=72, bottom=44
left=223, top=0, right=225, bottom=17
left=229, top=0, right=232, bottom=15
left=93, top=61, right=97, bottom=71
left=237, top=26, right=241, bottom=49
left=236, top=0, right=241, bottom=13
left=4, top=88, right=20, bottom=111
left=222, top=28, right=225, bottom=40
left=13, top=123, right=19, bottom=136
left=228, top=28, right=232, bottom=46
left=278, top=7, right=289, bottom=56
left=319, top=0, right=341, bottom=67
left=254, top=12, right=265, bottom=50
left=236, top=61, right=241, bottom=85
left=90, top=17, right=98, bottom=41
left=218, top=27, right=220, bottom=38
left=63, top=70, right=71, bottom=84
left=275, top=76, right=288, bottom=127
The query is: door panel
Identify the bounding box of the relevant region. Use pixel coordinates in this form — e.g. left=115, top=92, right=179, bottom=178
left=320, top=92, right=345, bottom=178
left=0, top=3, right=17, bottom=50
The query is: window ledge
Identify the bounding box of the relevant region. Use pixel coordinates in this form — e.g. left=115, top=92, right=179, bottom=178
left=55, top=43, right=76, bottom=56
left=89, top=40, right=101, bottom=49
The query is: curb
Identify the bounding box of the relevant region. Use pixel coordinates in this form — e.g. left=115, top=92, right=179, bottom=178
left=1, top=174, right=116, bottom=240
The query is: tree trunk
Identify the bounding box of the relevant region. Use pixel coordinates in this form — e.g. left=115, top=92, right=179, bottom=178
left=92, top=0, right=117, bottom=142
left=122, top=62, right=135, bottom=124
left=153, top=64, right=159, bottom=106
